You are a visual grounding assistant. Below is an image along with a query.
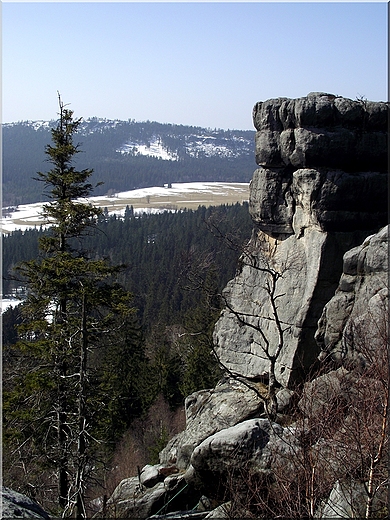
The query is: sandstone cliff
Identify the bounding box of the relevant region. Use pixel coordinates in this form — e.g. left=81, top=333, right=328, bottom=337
left=98, top=94, right=388, bottom=519
left=214, top=92, right=387, bottom=387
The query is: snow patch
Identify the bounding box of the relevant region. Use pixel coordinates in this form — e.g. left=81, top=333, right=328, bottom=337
left=1, top=298, right=22, bottom=313
left=117, top=137, right=178, bottom=161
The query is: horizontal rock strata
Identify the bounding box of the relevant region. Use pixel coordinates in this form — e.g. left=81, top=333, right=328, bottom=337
left=253, top=92, right=387, bottom=172
left=214, top=93, right=388, bottom=386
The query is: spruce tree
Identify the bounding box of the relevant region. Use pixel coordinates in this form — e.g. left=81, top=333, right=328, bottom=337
left=5, top=95, right=136, bottom=518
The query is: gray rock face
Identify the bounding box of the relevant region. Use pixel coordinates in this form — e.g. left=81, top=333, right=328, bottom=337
left=213, top=226, right=367, bottom=386
left=250, top=167, right=387, bottom=235
left=214, top=93, right=388, bottom=386
left=1, top=487, right=51, bottom=519
left=250, top=93, right=387, bottom=236
left=316, top=225, right=389, bottom=366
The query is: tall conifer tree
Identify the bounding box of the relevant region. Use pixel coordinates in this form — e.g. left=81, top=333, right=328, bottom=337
left=7, top=95, right=136, bottom=518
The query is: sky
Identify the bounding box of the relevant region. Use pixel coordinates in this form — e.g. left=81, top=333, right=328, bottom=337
left=2, top=1, right=388, bottom=130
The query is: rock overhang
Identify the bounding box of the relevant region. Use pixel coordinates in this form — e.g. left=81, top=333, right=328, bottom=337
left=214, top=93, right=388, bottom=387
left=253, top=93, right=387, bottom=173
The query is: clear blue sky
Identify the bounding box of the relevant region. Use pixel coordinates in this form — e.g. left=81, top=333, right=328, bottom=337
left=2, top=1, right=387, bottom=130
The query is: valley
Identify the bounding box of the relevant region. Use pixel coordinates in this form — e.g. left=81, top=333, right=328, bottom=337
left=1, top=182, right=249, bottom=234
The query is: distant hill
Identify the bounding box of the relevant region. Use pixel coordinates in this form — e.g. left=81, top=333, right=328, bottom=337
left=3, top=119, right=255, bottom=206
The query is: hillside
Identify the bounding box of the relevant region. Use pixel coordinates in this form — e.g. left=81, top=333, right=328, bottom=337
left=3, top=119, right=255, bottom=206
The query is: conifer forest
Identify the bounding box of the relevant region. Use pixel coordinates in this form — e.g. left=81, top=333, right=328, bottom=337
left=2, top=99, right=253, bottom=517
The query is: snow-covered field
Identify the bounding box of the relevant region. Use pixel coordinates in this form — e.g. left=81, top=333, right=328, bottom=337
left=2, top=182, right=249, bottom=234
left=1, top=182, right=249, bottom=311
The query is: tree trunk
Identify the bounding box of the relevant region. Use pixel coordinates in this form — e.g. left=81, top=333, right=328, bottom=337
left=365, top=394, right=388, bottom=519
left=58, top=295, right=69, bottom=511
left=267, top=357, right=278, bottom=421
left=58, top=366, right=69, bottom=509
left=75, top=292, right=88, bottom=519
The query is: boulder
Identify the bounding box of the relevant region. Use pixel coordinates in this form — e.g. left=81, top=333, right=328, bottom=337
left=108, top=482, right=167, bottom=519
left=204, top=502, right=231, bottom=518
left=140, top=464, right=179, bottom=488
left=104, top=476, right=143, bottom=513
left=103, top=473, right=200, bottom=519
left=149, top=513, right=209, bottom=520
left=298, top=366, right=350, bottom=417
left=1, top=487, right=51, bottom=519
left=160, top=378, right=264, bottom=469
left=186, top=419, right=299, bottom=499
left=316, top=479, right=371, bottom=518
left=275, top=386, right=295, bottom=413
left=140, top=465, right=161, bottom=488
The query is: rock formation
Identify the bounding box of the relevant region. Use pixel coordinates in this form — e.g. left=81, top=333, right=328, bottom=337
left=316, top=225, right=388, bottom=366
left=160, top=378, right=265, bottom=470
left=214, top=92, right=387, bottom=387
left=96, top=93, right=388, bottom=519
left=1, top=487, right=51, bottom=519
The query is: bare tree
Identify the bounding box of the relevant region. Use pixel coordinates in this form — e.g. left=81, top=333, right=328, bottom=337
left=202, top=214, right=295, bottom=420
left=220, top=288, right=388, bottom=518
